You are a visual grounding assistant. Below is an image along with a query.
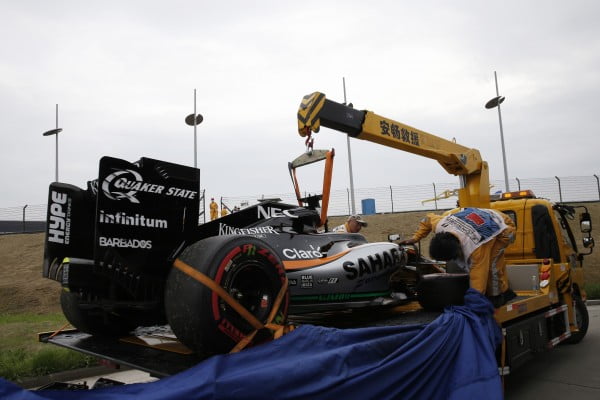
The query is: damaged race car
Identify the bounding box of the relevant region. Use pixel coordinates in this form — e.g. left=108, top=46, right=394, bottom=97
left=43, top=150, right=464, bottom=356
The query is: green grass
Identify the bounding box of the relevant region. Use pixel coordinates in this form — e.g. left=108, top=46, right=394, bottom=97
left=585, top=282, right=600, bottom=299
left=0, top=312, right=96, bottom=382
left=1, top=347, right=95, bottom=382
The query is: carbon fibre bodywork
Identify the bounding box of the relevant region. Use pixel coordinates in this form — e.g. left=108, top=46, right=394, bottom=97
left=43, top=156, right=410, bottom=324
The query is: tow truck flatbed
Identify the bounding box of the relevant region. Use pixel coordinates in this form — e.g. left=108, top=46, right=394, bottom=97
left=39, top=303, right=442, bottom=378
left=494, top=292, right=553, bottom=323
left=38, top=293, right=577, bottom=382
left=39, top=328, right=205, bottom=378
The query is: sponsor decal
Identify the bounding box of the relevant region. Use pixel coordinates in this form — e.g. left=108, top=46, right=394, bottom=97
left=440, top=216, right=481, bottom=244
left=317, top=293, right=351, bottom=301
left=101, top=169, right=196, bottom=203
left=282, top=245, right=322, bottom=260
left=301, top=274, right=313, bottom=289
left=99, top=210, right=168, bottom=229
left=257, top=205, right=298, bottom=219
left=342, top=248, right=402, bottom=280
left=218, top=223, right=279, bottom=236
left=288, top=279, right=298, bottom=286
left=164, top=187, right=197, bottom=198
left=62, top=263, right=69, bottom=286
left=356, top=274, right=387, bottom=289
left=317, top=277, right=339, bottom=285
left=48, top=191, right=72, bottom=245
left=99, top=236, right=153, bottom=249
left=218, top=318, right=244, bottom=342
left=465, top=212, right=485, bottom=226
left=242, top=244, right=257, bottom=256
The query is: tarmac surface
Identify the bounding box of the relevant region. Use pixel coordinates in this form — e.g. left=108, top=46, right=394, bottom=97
left=504, top=303, right=600, bottom=399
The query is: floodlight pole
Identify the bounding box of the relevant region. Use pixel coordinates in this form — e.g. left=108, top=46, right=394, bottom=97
left=185, top=89, right=204, bottom=192
left=42, top=104, right=62, bottom=182
left=54, top=104, right=59, bottom=182
left=486, top=71, right=510, bottom=192
left=194, top=89, right=198, bottom=169
left=494, top=72, right=510, bottom=192
left=343, top=77, right=357, bottom=215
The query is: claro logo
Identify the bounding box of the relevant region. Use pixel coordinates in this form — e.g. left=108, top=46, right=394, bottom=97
left=282, top=245, right=322, bottom=259
left=47, top=191, right=71, bottom=244
left=101, top=169, right=197, bottom=203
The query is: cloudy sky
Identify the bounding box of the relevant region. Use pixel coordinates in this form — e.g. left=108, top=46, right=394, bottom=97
left=1, top=0, right=599, bottom=208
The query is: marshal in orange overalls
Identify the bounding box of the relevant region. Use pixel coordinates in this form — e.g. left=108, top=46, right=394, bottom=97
left=405, top=208, right=515, bottom=297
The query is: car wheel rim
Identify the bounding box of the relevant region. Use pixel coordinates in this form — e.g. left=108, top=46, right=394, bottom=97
left=224, top=261, right=275, bottom=322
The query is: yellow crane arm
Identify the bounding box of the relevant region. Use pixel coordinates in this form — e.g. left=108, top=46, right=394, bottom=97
left=297, top=92, right=491, bottom=208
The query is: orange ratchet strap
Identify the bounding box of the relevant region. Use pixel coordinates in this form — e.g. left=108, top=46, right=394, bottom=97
left=172, top=259, right=295, bottom=353
left=48, top=322, right=71, bottom=339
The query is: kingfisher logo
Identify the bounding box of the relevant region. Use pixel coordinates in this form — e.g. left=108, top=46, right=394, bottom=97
left=101, top=169, right=197, bottom=203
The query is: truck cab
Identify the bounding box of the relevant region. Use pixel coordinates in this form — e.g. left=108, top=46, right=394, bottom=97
left=491, top=189, right=592, bottom=302
left=487, top=189, right=594, bottom=371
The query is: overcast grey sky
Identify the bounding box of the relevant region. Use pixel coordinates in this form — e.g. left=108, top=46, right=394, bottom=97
left=1, top=0, right=599, bottom=207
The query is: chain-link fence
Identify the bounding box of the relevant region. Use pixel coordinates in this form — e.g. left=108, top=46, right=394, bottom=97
left=221, top=175, right=600, bottom=216
left=0, top=204, right=47, bottom=234
left=2, top=175, right=599, bottom=234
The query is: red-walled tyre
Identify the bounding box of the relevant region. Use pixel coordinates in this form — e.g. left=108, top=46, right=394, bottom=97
left=165, top=236, right=289, bottom=355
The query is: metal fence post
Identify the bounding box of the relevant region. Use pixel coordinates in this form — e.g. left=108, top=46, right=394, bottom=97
left=22, top=204, right=28, bottom=233
left=595, top=174, right=599, bottom=201
left=555, top=176, right=563, bottom=202
left=515, top=177, right=520, bottom=191
left=389, top=186, right=394, bottom=213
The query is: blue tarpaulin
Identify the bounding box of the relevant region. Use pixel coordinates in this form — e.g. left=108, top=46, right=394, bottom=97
left=1, top=289, right=503, bottom=400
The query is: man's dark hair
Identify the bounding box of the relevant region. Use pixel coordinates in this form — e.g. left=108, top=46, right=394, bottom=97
left=429, top=232, right=461, bottom=261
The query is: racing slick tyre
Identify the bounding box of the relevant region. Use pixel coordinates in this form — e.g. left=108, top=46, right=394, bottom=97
left=60, top=291, right=140, bottom=336
left=564, top=296, right=589, bottom=344
left=165, top=235, right=289, bottom=355
left=417, top=273, right=470, bottom=311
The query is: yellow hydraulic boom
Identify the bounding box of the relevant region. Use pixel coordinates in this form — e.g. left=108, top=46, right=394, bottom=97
left=297, top=92, right=491, bottom=208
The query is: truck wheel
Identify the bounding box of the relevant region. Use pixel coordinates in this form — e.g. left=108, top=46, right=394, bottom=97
left=60, top=291, right=138, bottom=336
left=165, top=236, right=289, bottom=355
left=565, top=296, right=589, bottom=344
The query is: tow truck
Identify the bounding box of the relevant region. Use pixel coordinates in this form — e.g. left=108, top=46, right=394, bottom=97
left=297, top=91, right=594, bottom=372
left=39, top=91, right=593, bottom=381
